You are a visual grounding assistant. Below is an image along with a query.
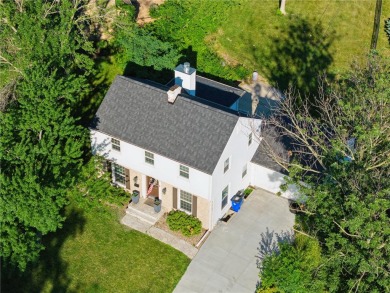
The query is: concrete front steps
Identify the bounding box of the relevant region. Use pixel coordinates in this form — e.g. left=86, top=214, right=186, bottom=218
left=126, top=203, right=159, bottom=225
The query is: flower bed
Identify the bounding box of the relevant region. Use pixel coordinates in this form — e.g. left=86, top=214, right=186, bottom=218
left=154, top=213, right=207, bottom=246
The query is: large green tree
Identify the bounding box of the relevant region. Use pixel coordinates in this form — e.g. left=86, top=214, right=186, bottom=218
left=0, top=0, right=94, bottom=271
left=258, top=54, right=389, bottom=292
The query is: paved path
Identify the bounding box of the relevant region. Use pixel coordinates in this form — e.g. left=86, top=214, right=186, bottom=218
left=121, top=213, right=198, bottom=259
left=174, top=189, right=295, bottom=293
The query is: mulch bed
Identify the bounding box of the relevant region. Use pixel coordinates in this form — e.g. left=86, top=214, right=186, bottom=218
left=154, top=212, right=207, bottom=247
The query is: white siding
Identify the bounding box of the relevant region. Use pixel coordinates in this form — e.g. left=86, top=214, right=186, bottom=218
left=249, top=162, right=299, bottom=200
left=210, top=117, right=262, bottom=227
left=91, top=130, right=212, bottom=200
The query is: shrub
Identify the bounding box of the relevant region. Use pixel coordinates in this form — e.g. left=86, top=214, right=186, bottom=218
left=244, top=187, right=253, bottom=198
left=166, top=210, right=202, bottom=237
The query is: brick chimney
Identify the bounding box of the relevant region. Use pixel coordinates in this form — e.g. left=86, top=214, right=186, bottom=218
left=167, top=85, right=182, bottom=104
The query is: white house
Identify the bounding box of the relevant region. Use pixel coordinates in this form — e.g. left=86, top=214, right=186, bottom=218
left=90, top=63, right=293, bottom=230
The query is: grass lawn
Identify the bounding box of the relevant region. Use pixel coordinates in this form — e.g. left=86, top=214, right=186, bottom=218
left=213, top=0, right=390, bottom=76
left=3, top=204, right=190, bottom=293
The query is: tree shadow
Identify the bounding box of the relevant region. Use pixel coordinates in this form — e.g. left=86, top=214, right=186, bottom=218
left=256, top=227, right=294, bottom=263
left=250, top=16, right=335, bottom=101
left=2, top=207, right=87, bottom=293
left=124, top=61, right=172, bottom=84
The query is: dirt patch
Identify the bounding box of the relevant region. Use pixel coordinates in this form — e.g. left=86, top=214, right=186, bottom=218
left=85, top=0, right=117, bottom=40
left=154, top=212, right=207, bottom=247
left=136, top=0, right=165, bottom=25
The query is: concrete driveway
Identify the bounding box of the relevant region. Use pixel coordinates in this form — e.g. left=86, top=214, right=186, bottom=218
left=174, top=189, right=295, bottom=293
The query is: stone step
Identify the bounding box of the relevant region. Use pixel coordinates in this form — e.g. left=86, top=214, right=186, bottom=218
left=126, top=203, right=160, bottom=225
left=121, top=214, right=152, bottom=233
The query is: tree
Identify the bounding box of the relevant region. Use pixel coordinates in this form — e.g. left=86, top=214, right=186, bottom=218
left=0, top=0, right=95, bottom=271
left=370, top=0, right=383, bottom=49
left=385, top=18, right=390, bottom=44
left=257, top=54, right=390, bottom=292
left=0, top=0, right=95, bottom=110
left=258, top=235, right=325, bottom=293
left=279, top=0, right=287, bottom=15
left=114, top=26, right=181, bottom=71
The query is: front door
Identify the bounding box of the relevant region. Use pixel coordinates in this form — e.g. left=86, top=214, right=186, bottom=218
left=146, top=176, right=159, bottom=198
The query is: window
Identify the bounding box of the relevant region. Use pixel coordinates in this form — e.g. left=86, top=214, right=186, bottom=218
left=224, top=158, right=230, bottom=173
left=248, top=133, right=253, bottom=146
left=113, top=164, right=125, bottom=185
left=221, top=185, right=229, bottom=209
left=145, top=151, right=154, bottom=165
left=242, top=164, right=247, bottom=178
left=180, top=190, right=192, bottom=213
left=111, top=138, right=120, bottom=151
left=180, top=165, right=189, bottom=178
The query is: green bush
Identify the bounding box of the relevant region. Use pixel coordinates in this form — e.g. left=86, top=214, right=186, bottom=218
left=244, top=187, right=253, bottom=197
left=68, top=156, right=129, bottom=211
left=166, top=210, right=202, bottom=237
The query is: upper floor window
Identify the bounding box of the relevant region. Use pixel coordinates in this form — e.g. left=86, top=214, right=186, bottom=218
left=145, top=151, right=154, bottom=165
left=180, top=165, right=189, bottom=179
left=242, top=164, right=247, bottom=178
left=224, top=158, right=230, bottom=173
left=111, top=138, right=120, bottom=151
left=248, top=133, right=253, bottom=146
left=221, top=185, right=229, bottom=209
left=180, top=190, right=192, bottom=213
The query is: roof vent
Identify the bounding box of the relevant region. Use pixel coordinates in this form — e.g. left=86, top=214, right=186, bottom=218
left=167, top=85, right=182, bottom=104
left=183, top=62, right=190, bottom=74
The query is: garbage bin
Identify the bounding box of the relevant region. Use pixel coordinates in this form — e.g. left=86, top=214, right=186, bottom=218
left=132, top=190, right=140, bottom=204
left=231, top=192, right=244, bottom=212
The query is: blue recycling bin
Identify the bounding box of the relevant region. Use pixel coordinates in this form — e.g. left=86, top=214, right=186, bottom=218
left=231, top=192, right=244, bottom=212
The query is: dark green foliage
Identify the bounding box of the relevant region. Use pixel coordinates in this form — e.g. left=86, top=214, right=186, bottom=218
left=274, top=55, right=390, bottom=292
left=385, top=18, right=390, bottom=44
left=68, top=156, right=129, bottom=211
left=109, top=0, right=248, bottom=83
left=115, top=27, right=182, bottom=71
left=149, top=0, right=248, bottom=81
left=166, top=210, right=202, bottom=237
left=258, top=235, right=325, bottom=293
left=0, top=66, right=88, bottom=271
left=0, top=0, right=95, bottom=271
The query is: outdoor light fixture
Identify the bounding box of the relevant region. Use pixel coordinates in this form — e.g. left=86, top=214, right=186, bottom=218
left=133, top=176, right=138, bottom=183
left=162, top=187, right=167, bottom=194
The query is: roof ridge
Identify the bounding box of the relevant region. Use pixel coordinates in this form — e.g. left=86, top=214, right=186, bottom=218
left=116, top=75, right=239, bottom=120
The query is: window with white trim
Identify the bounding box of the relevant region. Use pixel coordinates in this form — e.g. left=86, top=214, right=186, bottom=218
left=111, top=138, right=120, bottom=151
left=248, top=133, right=252, bottom=146
left=224, top=158, right=230, bottom=173
left=180, top=165, right=189, bottom=178
left=221, top=185, right=229, bottom=209
left=242, top=164, right=247, bottom=178
left=180, top=190, right=192, bottom=213
left=145, top=151, right=154, bottom=165
left=113, top=164, right=125, bottom=185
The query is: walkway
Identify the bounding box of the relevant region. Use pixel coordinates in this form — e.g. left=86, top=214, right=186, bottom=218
left=174, top=189, right=295, bottom=293
left=121, top=202, right=198, bottom=259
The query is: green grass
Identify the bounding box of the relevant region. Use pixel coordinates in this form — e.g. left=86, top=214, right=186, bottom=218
left=3, top=205, right=190, bottom=293
left=214, top=0, right=390, bottom=75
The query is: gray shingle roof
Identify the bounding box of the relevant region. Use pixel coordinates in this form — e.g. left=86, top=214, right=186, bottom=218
left=92, top=76, right=239, bottom=174
left=251, top=126, right=291, bottom=174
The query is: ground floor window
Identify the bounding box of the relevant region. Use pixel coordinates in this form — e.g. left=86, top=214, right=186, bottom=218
left=113, top=163, right=125, bottom=185
left=180, top=190, right=192, bottom=213
left=221, top=185, right=229, bottom=209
